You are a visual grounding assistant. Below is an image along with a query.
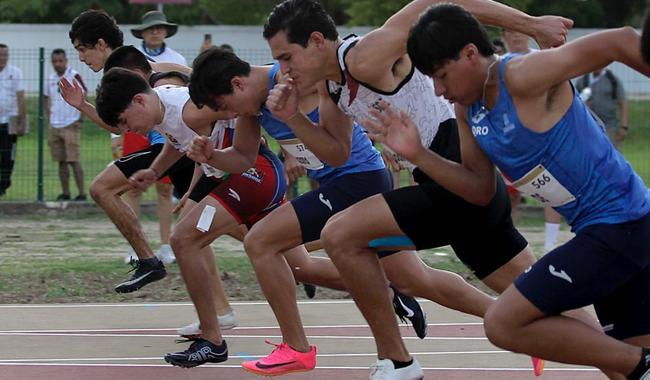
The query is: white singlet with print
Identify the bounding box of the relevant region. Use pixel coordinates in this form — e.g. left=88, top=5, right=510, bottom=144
left=153, top=85, right=235, bottom=178
left=327, top=35, right=454, bottom=170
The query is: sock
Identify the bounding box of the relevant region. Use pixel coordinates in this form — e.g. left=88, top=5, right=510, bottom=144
left=628, top=348, right=650, bottom=380
left=390, top=358, right=413, bottom=369
left=544, top=223, right=560, bottom=251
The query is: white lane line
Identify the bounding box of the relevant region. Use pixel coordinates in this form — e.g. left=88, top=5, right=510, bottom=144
left=0, top=322, right=481, bottom=334
left=0, top=351, right=509, bottom=363
left=0, top=299, right=453, bottom=309
left=0, top=362, right=599, bottom=371
left=0, top=332, right=487, bottom=340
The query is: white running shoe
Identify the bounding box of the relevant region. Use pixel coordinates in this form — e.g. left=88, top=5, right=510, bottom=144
left=124, top=248, right=137, bottom=264
left=156, top=244, right=176, bottom=264
left=369, top=358, right=423, bottom=380
left=177, top=310, right=238, bottom=337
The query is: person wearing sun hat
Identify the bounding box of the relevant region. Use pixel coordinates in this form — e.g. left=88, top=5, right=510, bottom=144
left=131, top=10, right=187, bottom=66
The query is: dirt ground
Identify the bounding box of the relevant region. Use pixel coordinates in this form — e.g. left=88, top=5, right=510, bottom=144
left=0, top=206, right=574, bottom=304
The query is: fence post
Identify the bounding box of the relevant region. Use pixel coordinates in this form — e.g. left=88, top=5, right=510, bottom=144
left=37, top=47, right=44, bottom=202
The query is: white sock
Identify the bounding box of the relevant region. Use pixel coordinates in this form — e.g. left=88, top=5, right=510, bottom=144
left=544, top=223, right=561, bottom=252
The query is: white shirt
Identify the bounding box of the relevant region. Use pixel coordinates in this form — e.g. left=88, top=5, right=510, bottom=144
left=0, top=64, right=24, bottom=123
left=44, top=67, right=84, bottom=128
left=137, top=45, right=187, bottom=66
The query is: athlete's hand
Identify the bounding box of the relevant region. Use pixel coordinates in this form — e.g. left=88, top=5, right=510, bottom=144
left=187, top=135, right=214, bottom=164
left=173, top=191, right=190, bottom=214
left=128, top=168, right=158, bottom=192
left=363, top=101, right=424, bottom=163
left=531, top=15, right=573, bottom=48
left=282, top=149, right=307, bottom=184
left=266, top=74, right=300, bottom=123
left=59, top=77, right=85, bottom=109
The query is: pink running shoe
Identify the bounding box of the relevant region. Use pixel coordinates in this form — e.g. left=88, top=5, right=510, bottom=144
left=531, top=357, right=545, bottom=376
left=242, top=340, right=317, bottom=376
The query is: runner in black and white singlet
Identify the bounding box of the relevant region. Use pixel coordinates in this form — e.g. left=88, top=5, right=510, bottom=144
left=263, top=0, right=574, bottom=378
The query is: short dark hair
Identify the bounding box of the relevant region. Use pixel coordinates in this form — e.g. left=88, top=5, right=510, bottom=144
left=263, top=0, right=338, bottom=47
left=96, top=67, right=151, bottom=127
left=189, top=47, right=251, bottom=110
left=0, top=44, right=8, bottom=49
left=642, top=11, right=650, bottom=64
left=407, top=4, right=494, bottom=76
left=104, top=46, right=152, bottom=74
left=69, top=10, right=123, bottom=49
left=492, top=38, right=505, bottom=50
left=51, top=48, right=66, bottom=56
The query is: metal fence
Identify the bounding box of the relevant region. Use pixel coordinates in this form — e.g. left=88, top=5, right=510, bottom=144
left=0, top=47, right=649, bottom=202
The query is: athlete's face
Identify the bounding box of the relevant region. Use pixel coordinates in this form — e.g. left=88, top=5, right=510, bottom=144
left=213, top=77, right=260, bottom=117
left=268, top=31, right=326, bottom=90
left=431, top=46, right=484, bottom=106
left=73, top=38, right=110, bottom=72
left=116, top=94, right=157, bottom=135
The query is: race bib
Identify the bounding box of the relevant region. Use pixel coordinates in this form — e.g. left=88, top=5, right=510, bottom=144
left=512, top=164, right=576, bottom=207
left=279, top=138, right=324, bottom=170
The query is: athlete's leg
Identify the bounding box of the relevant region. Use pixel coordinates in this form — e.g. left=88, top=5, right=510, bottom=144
left=244, top=202, right=334, bottom=352
left=179, top=198, right=233, bottom=317
left=321, top=194, right=411, bottom=362
left=170, top=196, right=240, bottom=346
left=155, top=181, right=173, bottom=246
left=380, top=252, right=492, bottom=318
left=90, top=164, right=155, bottom=260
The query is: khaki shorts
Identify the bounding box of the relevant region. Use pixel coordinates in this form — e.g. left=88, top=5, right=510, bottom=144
left=48, top=122, right=81, bottom=162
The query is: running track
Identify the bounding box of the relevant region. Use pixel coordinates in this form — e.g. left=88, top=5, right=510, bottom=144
left=0, top=300, right=606, bottom=379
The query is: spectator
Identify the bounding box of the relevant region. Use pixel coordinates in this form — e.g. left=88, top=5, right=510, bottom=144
left=199, top=33, right=213, bottom=53
left=492, top=38, right=507, bottom=55
left=131, top=11, right=186, bottom=65
left=576, top=67, right=628, bottom=148
left=45, top=49, right=86, bottom=201
left=0, top=43, right=26, bottom=197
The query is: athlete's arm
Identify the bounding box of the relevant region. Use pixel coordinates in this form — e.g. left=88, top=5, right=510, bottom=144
left=129, top=140, right=184, bottom=191
left=59, top=77, right=120, bottom=134
left=364, top=101, right=496, bottom=205
left=194, top=116, right=262, bottom=173
left=151, top=62, right=192, bottom=76
left=348, top=0, right=572, bottom=82
left=506, top=27, right=648, bottom=99
left=267, top=79, right=353, bottom=166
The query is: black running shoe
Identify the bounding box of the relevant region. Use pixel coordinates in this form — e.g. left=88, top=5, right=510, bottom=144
left=302, top=283, right=317, bottom=299
left=391, top=285, right=427, bottom=339
left=114, top=258, right=166, bottom=293
left=164, top=338, right=228, bottom=368
left=630, top=347, right=650, bottom=380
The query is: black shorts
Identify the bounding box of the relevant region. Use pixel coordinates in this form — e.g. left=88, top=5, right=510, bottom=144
left=188, top=174, right=221, bottom=202
left=515, top=211, right=650, bottom=340
left=292, top=169, right=392, bottom=243
left=383, top=174, right=527, bottom=279
left=113, top=143, right=195, bottom=196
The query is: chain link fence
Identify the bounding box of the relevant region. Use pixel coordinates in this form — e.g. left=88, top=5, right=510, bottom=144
left=0, top=47, right=649, bottom=202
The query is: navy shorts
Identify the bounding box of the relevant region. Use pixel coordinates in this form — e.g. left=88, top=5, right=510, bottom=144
left=383, top=174, right=528, bottom=279
left=291, top=169, right=392, bottom=243
left=113, top=143, right=194, bottom=196
left=515, top=211, right=650, bottom=340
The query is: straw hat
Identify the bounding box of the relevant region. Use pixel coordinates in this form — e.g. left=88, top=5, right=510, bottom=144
left=131, top=11, right=178, bottom=39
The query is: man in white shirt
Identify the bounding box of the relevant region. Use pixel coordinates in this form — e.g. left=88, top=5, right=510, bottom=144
left=131, top=11, right=187, bottom=66
left=45, top=49, right=86, bottom=201
left=0, top=43, right=26, bottom=197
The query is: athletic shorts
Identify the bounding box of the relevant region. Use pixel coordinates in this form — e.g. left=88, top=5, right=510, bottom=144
left=48, top=123, right=80, bottom=162
left=292, top=168, right=392, bottom=243
left=383, top=174, right=527, bottom=279
left=515, top=211, right=650, bottom=340
left=113, top=143, right=194, bottom=196
left=121, top=132, right=171, bottom=184
left=206, top=150, right=286, bottom=229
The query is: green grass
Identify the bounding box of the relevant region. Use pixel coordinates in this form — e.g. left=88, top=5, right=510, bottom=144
left=4, top=97, right=650, bottom=201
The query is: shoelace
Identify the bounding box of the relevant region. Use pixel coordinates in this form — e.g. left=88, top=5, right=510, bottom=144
left=126, top=258, right=141, bottom=273
left=262, top=340, right=292, bottom=361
